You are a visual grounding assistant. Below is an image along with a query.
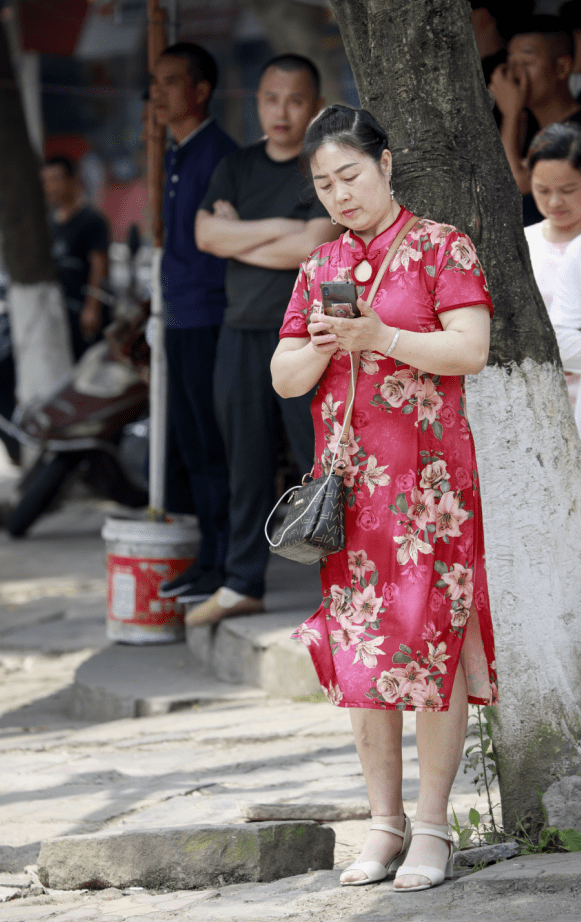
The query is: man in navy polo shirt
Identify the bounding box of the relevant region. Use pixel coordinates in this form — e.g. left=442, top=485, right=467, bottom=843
left=151, top=43, right=237, bottom=602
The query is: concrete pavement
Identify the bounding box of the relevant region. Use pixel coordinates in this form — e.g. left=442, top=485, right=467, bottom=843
left=1, top=456, right=579, bottom=920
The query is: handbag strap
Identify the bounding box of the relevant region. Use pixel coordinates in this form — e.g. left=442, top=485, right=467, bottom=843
left=338, top=214, right=421, bottom=454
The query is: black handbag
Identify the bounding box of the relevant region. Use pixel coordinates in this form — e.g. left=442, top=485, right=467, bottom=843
left=267, top=215, right=420, bottom=565
left=266, top=349, right=359, bottom=565
left=268, top=470, right=347, bottom=564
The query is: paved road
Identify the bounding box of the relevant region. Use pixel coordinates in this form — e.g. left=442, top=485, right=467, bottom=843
left=0, top=462, right=578, bottom=920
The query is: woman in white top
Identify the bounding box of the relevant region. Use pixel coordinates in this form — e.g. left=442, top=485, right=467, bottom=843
left=551, top=234, right=581, bottom=434
left=525, top=122, right=581, bottom=410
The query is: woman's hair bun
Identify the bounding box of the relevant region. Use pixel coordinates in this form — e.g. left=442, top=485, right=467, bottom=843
left=300, top=105, right=389, bottom=178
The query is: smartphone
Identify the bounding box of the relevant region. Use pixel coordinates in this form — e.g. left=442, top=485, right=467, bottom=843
left=320, top=280, right=361, bottom=318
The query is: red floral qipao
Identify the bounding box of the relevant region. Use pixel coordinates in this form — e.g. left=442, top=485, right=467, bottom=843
left=279, top=207, right=497, bottom=711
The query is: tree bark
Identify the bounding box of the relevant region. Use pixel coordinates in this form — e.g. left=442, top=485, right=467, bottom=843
left=330, top=0, right=581, bottom=835
left=0, top=22, right=72, bottom=406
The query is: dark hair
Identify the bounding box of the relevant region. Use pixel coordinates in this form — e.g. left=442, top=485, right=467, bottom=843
left=160, top=42, right=218, bottom=94
left=43, top=155, right=76, bottom=178
left=469, top=2, right=534, bottom=20
left=513, top=14, right=575, bottom=60
left=560, top=1, right=581, bottom=33
left=260, top=54, right=321, bottom=97
left=469, top=2, right=536, bottom=41
left=300, top=105, right=388, bottom=179
left=528, top=121, right=581, bottom=172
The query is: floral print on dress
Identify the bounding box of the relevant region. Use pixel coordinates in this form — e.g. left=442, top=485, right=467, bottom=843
left=321, top=393, right=391, bottom=505
left=284, top=207, right=496, bottom=711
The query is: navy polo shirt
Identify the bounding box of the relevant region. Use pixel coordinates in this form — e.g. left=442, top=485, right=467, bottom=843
left=162, top=119, right=238, bottom=328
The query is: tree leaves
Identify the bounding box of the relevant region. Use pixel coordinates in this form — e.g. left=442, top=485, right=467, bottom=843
left=469, top=808, right=481, bottom=828
left=558, top=828, right=581, bottom=852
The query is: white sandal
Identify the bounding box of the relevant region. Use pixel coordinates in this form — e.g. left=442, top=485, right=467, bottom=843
left=340, top=815, right=412, bottom=887
left=394, top=822, right=454, bottom=892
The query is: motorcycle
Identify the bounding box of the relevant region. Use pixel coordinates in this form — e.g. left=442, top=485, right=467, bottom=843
left=0, top=294, right=150, bottom=537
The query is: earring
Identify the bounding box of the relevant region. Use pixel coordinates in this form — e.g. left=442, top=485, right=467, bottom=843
left=390, top=187, right=395, bottom=199
left=331, top=217, right=337, bottom=225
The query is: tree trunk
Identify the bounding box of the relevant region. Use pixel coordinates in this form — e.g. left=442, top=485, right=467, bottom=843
left=0, top=22, right=72, bottom=406
left=330, top=0, right=581, bottom=836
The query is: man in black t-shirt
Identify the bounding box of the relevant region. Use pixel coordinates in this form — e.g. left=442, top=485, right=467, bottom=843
left=489, top=14, right=581, bottom=224
left=41, top=156, right=110, bottom=361
left=189, top=54, right=337, bottom=625
left=469, top=2, right=535, bottom=127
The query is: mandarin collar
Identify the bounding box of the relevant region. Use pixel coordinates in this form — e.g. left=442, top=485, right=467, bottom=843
left=343, top=206, right=411, bottom=260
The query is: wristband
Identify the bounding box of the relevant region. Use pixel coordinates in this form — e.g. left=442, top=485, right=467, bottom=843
left=383, top=327, right=400, bottom=358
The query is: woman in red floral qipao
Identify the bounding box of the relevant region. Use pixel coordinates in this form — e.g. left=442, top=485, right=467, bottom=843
left=271, top=107, right=497, bottom=893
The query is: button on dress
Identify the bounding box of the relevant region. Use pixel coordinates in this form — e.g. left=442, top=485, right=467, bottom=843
left=279, top=207, right=497, bottom=711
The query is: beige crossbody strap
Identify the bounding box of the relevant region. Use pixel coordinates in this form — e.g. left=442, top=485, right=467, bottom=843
left=340, top=215, right=421, bottom=445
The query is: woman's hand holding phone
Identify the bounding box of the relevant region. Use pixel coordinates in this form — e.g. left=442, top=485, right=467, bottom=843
left=310, top=296, right=395, bottom=356
left=308, top=311, right=339, bottom=357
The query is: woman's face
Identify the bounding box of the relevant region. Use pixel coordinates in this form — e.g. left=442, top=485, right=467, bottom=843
left=310, top=142, right=392, bottom=235
left=530, top=159, right=581, bottom=233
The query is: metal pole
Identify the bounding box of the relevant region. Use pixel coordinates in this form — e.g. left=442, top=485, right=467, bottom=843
left=147, top=0, right=167, bottom=519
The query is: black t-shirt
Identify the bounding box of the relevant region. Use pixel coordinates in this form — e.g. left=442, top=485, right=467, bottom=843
left=523, top=109, right=581, bottom=226
left=49, top=205, right=109, bottom=311
left=199, top=141, right=328, bottom=329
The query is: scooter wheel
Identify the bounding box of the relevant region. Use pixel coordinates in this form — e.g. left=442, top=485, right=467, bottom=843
left=5, top=453, right=82, bottom=538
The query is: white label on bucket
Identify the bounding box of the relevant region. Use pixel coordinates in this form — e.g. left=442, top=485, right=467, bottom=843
left=112, top=572, right=136, bottom=622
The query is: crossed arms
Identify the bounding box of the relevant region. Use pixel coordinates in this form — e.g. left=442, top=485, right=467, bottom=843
left=195, top=199, right=338, bottom=270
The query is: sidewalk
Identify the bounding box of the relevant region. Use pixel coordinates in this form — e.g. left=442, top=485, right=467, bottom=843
left=0, top=460, right=579, bottom=920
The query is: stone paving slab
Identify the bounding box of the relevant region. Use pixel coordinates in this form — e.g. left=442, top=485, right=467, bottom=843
left=0, top=690, right=497, bottom=873
left=186, top=554, right=322, bottom=697
left=0, top=858, right=580, bottom=922
left=0, top=617, right=108, bottom=655
left=71, top=643, right=267, bottom=721
left=189, top=612, right=321, bottom=697
left=0, top=593, right=107, bottom=641
left=454, top=850, right=581, bottom=890
left=37, top=822, right=335, bottom=891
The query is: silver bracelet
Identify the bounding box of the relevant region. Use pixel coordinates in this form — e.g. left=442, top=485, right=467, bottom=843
left=384, top=327, right=401, bottom=358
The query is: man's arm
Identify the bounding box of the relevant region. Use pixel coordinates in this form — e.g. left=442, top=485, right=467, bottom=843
left=81, top=249, right=108, bottom=338
left=489, top=63, right=531, bottom=195
left=234, top=218, right=340, bottom=270
left=195, top=206, right=306, bottom=258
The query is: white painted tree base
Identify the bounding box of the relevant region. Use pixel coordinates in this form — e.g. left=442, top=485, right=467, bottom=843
left=8, top=281, right=73, bottom=406
left=466, top=361, right=581, bottom=823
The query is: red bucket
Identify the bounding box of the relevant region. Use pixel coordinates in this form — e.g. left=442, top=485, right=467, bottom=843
left=102, top=517, right=198, bottom=644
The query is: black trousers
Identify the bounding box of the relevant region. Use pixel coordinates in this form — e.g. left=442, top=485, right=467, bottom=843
left=166, top=325, right=229, bottom=570
left=214, top=327, right=315, bottom=598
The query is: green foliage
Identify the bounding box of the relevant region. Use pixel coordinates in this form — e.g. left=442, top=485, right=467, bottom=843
left=463, top=706, right=500, bottom=838
left=454, top=709, right=581, bottom=858
left=514, top=793, right=581, bottom=854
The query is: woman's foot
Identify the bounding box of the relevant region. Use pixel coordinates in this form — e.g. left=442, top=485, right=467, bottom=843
left=393, top=821, right=453, bottom=891
left=340, top=815, right=410, bottom=886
